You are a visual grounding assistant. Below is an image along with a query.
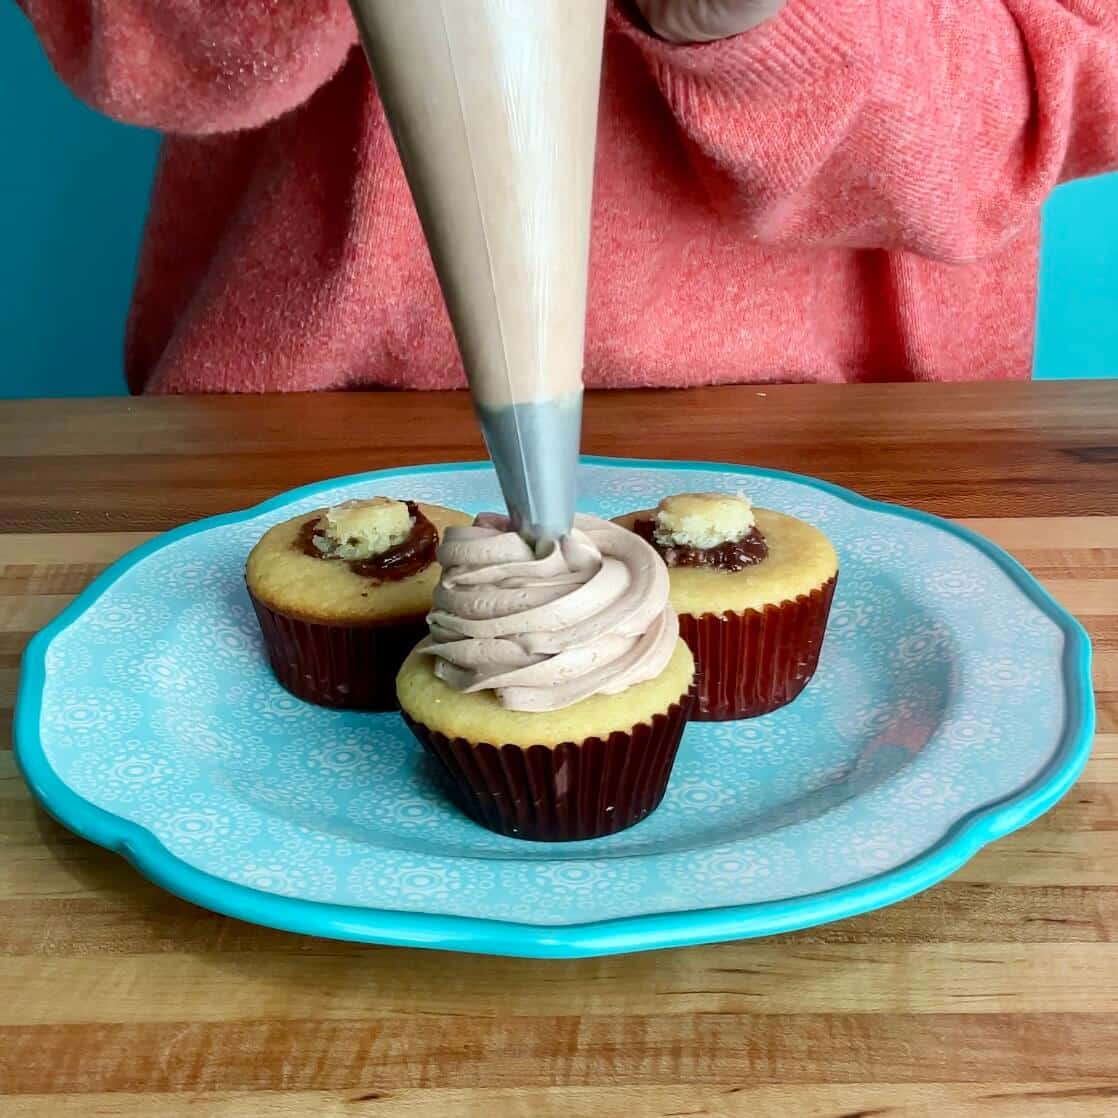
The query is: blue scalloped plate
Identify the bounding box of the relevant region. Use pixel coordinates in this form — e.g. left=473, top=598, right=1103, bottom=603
left=15, top=457, right=1094, bottom=957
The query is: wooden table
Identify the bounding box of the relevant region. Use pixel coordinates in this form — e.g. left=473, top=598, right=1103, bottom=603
left=2, top=381, right=1116, bottom=1116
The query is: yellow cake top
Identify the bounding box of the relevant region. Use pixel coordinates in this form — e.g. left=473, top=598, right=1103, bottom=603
left=398, top=638, right=694, bottom=748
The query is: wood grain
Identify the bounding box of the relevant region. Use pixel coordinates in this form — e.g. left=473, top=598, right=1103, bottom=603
left=4, top=1085, right=1118, bottom=1118
left=1, top=384, right=1117, bottom=1114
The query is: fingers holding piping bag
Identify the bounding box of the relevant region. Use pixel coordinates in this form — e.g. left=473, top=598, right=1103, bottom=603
left=634, top=0, right=786, bottom=43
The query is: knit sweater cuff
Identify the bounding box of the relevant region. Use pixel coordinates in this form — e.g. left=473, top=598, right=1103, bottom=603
left=611, top=0, right=875, bottom=98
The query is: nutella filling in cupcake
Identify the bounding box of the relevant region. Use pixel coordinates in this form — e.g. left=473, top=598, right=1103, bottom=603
left=300, top=498, right=438, bottom=581
left=633, top=492, right=768, bottom=571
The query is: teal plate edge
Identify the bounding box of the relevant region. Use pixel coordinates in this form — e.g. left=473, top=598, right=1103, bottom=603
left=14, top=455, right=1096, bottom=959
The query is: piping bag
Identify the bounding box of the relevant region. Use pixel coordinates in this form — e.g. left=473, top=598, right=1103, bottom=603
left=348, top=0, right=607, bottom=546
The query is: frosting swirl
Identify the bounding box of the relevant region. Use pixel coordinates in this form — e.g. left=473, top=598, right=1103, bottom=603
left=423, top=513, right=678, bottom=712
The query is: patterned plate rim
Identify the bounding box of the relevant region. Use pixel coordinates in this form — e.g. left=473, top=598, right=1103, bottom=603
left=14, top=456, right=1095, bottom=958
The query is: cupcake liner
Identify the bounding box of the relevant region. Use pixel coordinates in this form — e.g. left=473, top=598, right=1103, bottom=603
left=250, top=592, right=426, bottom=711
left=402, top=694, right=694, bottom=841
left=680, top=575, right=837, bottom=721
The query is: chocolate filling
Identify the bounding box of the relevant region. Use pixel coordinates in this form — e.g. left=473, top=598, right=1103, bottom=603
left=632, top=517, right=768, bottom=572
left=298, top=501, right=438, bottom=582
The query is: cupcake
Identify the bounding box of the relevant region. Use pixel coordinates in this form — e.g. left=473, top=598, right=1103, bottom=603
left=616, top=493, right=837, bottom=720
left=246, top=496, right=471, bottom=710
left=396, top=513, right=695, bottom=841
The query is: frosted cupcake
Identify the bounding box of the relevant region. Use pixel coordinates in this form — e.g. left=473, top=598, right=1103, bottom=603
left=396, top=514, right=695, bottom=841
left=616, top=493, right=837, bottom=720
left=246, top=496, right=471, bottom=710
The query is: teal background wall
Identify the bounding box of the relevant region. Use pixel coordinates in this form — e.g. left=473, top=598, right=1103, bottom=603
left=1, top=2, right=158, bottom=398
left=1, top=2, right=1116, bottom=398
left=1035, top=174, right=1118, bottom=380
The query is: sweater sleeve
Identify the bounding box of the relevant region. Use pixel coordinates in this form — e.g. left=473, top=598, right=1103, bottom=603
left=614, top=0, right=1118, bottom=263
left=17, top=0, right=357, bottom=135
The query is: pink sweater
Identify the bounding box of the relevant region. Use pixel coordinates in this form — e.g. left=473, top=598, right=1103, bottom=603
left=21, top=1, right=1118, bottom=392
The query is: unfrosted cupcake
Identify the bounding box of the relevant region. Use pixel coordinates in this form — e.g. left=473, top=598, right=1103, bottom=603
left=396, top=513, right=695, bottom=841
left=616, top=493, right=837, bottom=720
left=247, top=496, right=471, bottom=710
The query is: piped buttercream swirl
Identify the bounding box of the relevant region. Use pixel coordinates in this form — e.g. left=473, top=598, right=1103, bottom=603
left=422, top=513, right=678, bottom=712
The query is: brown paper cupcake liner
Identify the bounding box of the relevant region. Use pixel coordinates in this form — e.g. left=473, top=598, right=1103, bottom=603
left=680, top=575, right=837, bottom=721
left=250, top=592, right=426, bottom=711
left=402, top=693, right=694, bottom=842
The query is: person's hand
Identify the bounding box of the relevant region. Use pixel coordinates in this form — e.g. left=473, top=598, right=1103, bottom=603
left=634, top=0, right=786, bottom=43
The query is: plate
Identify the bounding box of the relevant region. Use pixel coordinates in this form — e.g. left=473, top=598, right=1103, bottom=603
left=15, top=457, right=1094, bottom=958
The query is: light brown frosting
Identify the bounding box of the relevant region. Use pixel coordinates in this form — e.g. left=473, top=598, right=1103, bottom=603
left=423, top=513, right=678, bottom=712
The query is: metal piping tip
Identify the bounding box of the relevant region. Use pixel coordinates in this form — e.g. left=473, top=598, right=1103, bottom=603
left=476, top=392, right=583, bottom=547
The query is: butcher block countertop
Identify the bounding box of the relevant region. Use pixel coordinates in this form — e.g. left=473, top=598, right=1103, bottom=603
left=1, top=380, right=1116, bottom=1117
